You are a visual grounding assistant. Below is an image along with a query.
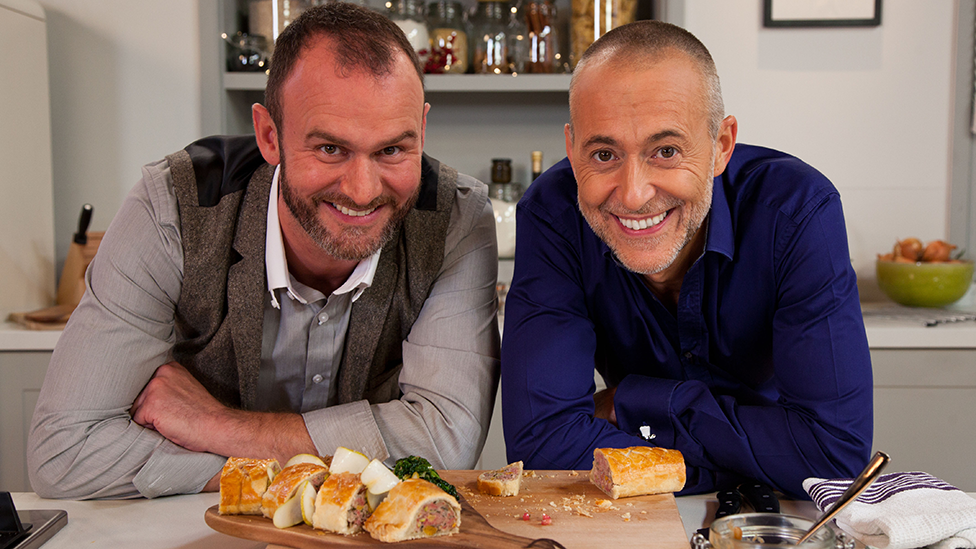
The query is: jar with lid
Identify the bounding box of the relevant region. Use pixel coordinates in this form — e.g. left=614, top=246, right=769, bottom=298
left=570, top=0, right=636, bottom=68
left=524, top=0, right=560, bottom=73
left=387, top=0, right=431, bottom=65
left=469, top=0, right=513, bottom=74
left=426, top=1, right=468, bottom=73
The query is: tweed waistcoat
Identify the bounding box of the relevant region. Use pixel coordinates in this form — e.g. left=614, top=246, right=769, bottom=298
left=166, top=135, right=455, bottom=410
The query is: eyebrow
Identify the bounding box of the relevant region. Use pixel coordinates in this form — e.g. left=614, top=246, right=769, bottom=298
left=306, top=130, right=419, bottom=149
left=581, top=129, right=688, bottom=151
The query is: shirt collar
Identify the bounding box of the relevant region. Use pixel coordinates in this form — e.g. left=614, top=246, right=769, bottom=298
left=265, top=165, right=380, bottom=309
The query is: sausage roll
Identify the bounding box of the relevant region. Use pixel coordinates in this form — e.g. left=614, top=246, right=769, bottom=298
left=364, top=478, right=461, bottom=542
left=311, top=472, right=371, bottom=535
left=590, top=446, right=686, bottom=499
left=260, top=462, right=329, bottom=520
left=218, top=457, right=281, bottom=515
left=477, top=461, right=523, bottom=496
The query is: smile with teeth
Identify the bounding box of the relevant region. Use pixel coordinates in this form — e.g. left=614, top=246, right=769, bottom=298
left=617, top=209, right=670, bottom=231
left=333, top=203, right=377, bottom=217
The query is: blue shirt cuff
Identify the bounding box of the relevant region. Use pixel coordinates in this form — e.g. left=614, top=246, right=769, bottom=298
left=614, top=375, right=681, bottom=448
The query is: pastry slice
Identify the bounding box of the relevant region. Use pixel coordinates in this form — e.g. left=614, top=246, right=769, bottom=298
left=590, top=446, right=686, bottom=499
left=311, top=471, right=371, bottom=535
left=218, top=457, right=281, bottom=515
left=261, top=462, right=329, bottom=521
left=477, top=460, right=523, bottom=496
left=364, top=478, right=461, bottom=542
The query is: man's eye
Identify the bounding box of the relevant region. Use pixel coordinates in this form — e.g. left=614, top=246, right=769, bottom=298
left=380, top=146, right=400, bottom=156
left=593, top=150, right=615, bottom=162
left=659, top=146, right=676, bottom=159
left=320, top=144, right=339, bottom=155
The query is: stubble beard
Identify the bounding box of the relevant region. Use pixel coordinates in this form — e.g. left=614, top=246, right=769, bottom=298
left=279, top=161, right=420, bottom=261
left=581, top=175, right=713, bottom=276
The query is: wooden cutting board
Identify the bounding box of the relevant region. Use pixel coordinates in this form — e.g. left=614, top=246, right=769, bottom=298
left=205, top=470, right=688, bottom=548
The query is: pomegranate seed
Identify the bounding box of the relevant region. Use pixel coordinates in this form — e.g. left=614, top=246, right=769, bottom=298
left=541, top=513, right=552, bottom=526
left=521, top=512, right=530, bottom=521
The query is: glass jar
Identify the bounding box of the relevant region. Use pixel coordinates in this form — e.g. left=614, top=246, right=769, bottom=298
left=426, top=1, right=468, bottom=74
left=570, top=0, right=636, bottom=68
left=524, top=0, right=558, bottom=73
left=388, top=0, right=431, bottom=65
left=470, top=0, right=513, bottom=74
left=691, top=514, right=853, bottom=549
left=488, top=158, right=521, bottom=258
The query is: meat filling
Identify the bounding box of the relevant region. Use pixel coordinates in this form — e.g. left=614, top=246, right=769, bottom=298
left=412, top=501, right=458, bottom=537
left=346, top=488, right=370, bottom=528
left=591, top=454, right=613, bottom=493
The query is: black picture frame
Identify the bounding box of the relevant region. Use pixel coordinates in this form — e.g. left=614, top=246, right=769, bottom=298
left=763, top=0, right=882, bottom=28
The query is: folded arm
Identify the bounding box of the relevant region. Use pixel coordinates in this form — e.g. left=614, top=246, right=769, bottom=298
left=300, top=182, right=501, bottom=470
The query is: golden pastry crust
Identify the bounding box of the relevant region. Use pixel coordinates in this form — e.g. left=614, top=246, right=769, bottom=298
left=365, top=478, right=461, bottom=543
left=260, top=462, right=328, bottom=519
left=477, top=461, right=523, bottom=496
left=218, top=457, right=281, bottom=515
left=590, top=446, right=686, bottom=499
left=311, top=472, right=370, bottom=535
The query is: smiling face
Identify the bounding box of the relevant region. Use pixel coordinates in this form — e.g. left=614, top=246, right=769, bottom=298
left=566, top=50, right=735, bottom=282
left=255, top=34, right=428, bottom=264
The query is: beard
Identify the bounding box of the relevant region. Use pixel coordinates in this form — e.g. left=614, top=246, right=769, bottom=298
left=279, top=161, right=420, bottom=261
left=580, top=176, right=712, bottom=276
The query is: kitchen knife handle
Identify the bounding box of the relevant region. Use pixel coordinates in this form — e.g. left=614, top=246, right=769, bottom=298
left=737, top=482, right=779, bottom=513
left=74, top=204, right=93, bottom=245
left=714, top=489, right=742, bottom=518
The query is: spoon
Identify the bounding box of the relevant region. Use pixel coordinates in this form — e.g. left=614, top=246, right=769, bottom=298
left=797, top=451, right=890, bottom=545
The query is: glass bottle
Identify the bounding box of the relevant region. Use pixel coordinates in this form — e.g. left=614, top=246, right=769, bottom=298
left=387, top=0, right=431, bottom=65
left=524, top=0, right=557, bottom=73
left=531, top=150, right=543, bottom=181
left=470, top=0, right=512, bottom=74
left=426, top=1, right=468, bottom=74
left=570, top=0, right=637, bottom=68
left=488, top=158, right=519, bottom=258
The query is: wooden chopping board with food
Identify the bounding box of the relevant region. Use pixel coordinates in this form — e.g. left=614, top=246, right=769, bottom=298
left=205, top=446, right=689, bottom=548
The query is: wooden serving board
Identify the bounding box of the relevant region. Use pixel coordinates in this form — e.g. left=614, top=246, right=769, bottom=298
left=205, top=470, right=688, bottom=548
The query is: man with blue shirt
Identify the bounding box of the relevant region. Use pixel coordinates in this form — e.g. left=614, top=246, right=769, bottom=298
left=501, top=20, right=872, bottom=498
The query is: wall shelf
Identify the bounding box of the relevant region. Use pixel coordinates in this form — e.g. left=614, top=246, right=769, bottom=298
left=223, top=72, right=572, bottom=92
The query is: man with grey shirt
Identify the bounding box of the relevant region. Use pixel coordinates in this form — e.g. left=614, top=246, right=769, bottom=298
left=28, top=3, right=499, bottom=499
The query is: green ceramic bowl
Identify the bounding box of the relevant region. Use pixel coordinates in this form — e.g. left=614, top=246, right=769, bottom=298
left=876, top=259, right=975, bottom=308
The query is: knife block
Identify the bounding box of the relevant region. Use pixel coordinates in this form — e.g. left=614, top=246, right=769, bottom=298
left=56, top=231, right=103, bottom=308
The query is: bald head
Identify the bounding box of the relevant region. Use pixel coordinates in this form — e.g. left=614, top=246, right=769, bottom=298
left=568, top=20, right=724, bottom=140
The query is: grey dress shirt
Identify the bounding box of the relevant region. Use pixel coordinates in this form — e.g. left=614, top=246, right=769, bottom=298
left=27, top=157, right=500, bottom=499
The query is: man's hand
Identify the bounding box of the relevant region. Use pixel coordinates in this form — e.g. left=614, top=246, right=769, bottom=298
left=593, top=386, right=618, bottom=427
left=131, top=362, right=228, bottom=452
left=130, top=362, right=316, bottom=464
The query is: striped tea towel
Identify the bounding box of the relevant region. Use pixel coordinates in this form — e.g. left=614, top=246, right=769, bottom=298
left=803, top=472, right=976, bottom=549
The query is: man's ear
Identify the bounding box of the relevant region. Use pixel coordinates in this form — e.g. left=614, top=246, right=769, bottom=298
left=712, top=115, right=738, bottom=177
left=252, top=103, right=280, bottom=166
left=564, top=123, right=574, bottom=166
left=420, top=102, right=431, bottom=150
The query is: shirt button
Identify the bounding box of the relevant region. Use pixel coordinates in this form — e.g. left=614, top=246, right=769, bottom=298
left=684, top=351, right=693, bottom=359
left=312, top=374, right=324, bottom=384
left=317, top=312, right=329, bottom=325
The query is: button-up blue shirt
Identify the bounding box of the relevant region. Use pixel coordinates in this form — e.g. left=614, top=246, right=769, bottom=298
left=501, top=144, right=873, bottom=498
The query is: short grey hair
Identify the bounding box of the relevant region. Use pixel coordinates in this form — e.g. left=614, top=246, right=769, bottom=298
left=569, top=20, right=725, bottom=140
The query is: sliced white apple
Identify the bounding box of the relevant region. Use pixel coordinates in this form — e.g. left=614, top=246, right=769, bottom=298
left=300, top=479, right=317, bottom=526
left=366, top=488, right=389, bottom=511
left=330, top=447, right=370, bottom=475
left=272, top=480, right=306, bottom=529
left=285, top=453, right=327, bottom=468
left=360, top=459, right=400, bottom=493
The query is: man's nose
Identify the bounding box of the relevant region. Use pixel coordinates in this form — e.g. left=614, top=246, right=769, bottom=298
left=338, top=156, right=383, bottom=206
left=617, top=160, right=656, bottom=212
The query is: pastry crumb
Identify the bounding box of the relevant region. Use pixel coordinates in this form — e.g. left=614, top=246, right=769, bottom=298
left=596, top=499, right=613, bottom=509
left=569, top=470, right=579, bottom=476
left=622, top=512, right=631, bottom=521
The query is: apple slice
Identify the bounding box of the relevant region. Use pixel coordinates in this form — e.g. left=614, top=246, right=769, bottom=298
left=285, top=453, right=327, bottom=468
left=300, top=479, right=317, bottom=526
left=272, top=480, right=306, bottom=529
left=330, top=447, right=370, bottom=475
left=360, top=459, right=400, bottom=493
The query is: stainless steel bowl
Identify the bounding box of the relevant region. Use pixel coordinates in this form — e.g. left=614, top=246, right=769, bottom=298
left=690, top=514, right=854, bottom=549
